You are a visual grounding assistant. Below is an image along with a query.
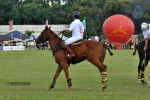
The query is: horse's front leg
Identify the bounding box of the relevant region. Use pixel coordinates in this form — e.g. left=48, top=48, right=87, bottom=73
left=140, top=57, right=149, bottom=84
left=137, top=59, right=143, bottom=83
left=48, top=65, right=62, bottom=91
left=60, top=61, right=72, bottom=91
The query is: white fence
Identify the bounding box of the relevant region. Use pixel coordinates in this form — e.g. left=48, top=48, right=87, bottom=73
left=0, top=46, right=25, bottom=51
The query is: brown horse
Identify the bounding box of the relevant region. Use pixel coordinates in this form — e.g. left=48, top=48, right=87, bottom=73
left=35, top=26, right=113, bottom=92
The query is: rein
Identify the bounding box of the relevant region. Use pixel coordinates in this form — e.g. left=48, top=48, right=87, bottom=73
left=47, top=31, right=63, bottom=55
left=52, top=43, right=62, bottom=52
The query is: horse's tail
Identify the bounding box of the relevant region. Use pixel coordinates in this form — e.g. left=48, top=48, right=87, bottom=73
left=133, top=44, right=138, bottom=56
left=107, top=46, right=113, bottom=56
left=103, top=44, right=113, bottom=56
left=99, top=44, right=113, bottom=63
left=133, top=48, right=137, bottom=56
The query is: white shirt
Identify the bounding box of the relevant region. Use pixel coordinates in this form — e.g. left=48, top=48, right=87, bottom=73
left=68, top=19, right=84, bottom=38
left=143, top=29, right=150, bottom=39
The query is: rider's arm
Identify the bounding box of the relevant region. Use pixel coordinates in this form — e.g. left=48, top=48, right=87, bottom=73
left=62, top=21, right=74, bottom=33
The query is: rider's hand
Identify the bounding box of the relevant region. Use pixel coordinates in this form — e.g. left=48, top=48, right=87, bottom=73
left=60, top=30, right=65, bottom=34
left=62, top=30, right=65, bottom=33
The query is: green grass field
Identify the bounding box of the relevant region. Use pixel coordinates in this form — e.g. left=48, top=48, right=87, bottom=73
left=0, top=50, right=150, bottom=100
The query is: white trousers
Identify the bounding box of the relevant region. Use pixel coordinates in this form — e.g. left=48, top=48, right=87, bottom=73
left=65, top=36, right=82, bottom=45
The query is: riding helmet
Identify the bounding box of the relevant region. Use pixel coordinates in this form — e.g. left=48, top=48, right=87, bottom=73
left=141, top=22, right=148, bottom=30
left=72, top=11, right=80, bottom=19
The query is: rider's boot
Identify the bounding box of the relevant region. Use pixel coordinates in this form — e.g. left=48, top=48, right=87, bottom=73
left=66, top=45, right=75, bottom=57
left=61, top=41, right=75, bottom=58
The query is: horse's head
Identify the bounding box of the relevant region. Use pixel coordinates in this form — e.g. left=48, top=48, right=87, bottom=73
left=36, top=26, right=50, bottom=43
left=35, top=26, right=51, bottom=48
left=36, top=26, right=62, bottom=49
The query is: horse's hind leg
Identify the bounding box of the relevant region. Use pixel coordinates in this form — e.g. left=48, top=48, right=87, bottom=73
left=98, top=64, right=107, bottom=92
left=48, top=65, right=62, bottom=90
left=88, top=59, right=107, bottom=92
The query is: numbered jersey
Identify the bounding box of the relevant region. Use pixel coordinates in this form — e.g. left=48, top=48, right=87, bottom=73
left=68, top=19, right=84, bottom=38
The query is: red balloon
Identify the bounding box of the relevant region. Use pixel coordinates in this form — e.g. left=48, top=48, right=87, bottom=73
left=103, top=14, right=135, bottom=44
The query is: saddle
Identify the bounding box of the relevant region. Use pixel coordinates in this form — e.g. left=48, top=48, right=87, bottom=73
left=70, top=39, right=83, bottom=46
left=62, top=40, right=83, bottom=58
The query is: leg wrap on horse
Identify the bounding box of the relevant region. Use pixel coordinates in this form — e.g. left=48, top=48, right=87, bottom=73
left=67, top=79, right=72, bottom=87
left=101, top=72, right=107, bottom=91
left=140, top=71, right=144, bottom=80
left=101, top=72, right=107, bottom=82
left=138, top=73, right=141, bottom=80
left=50, top=80, right=56, bottom=88
left=139, top=71, right=146, bottom=83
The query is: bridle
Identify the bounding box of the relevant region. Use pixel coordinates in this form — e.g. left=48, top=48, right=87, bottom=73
left=37, top=29, right=63, bottom=55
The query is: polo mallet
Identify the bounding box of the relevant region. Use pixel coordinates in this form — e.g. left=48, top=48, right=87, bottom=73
left=146, top=76, right=150, bottom=86
left=57, top=31, right=63, bottom=36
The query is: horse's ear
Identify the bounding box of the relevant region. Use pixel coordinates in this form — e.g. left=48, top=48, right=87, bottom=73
left=45, top=26, right=48, bottom=30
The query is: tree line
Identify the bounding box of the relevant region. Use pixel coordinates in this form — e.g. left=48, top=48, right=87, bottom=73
left=0, top=0, right=150, bottom=38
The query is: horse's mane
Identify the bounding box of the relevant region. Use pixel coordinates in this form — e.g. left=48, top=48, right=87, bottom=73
left=48, top=27, right=62, bottom=42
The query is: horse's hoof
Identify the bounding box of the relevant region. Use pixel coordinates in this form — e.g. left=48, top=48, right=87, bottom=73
left=47, top=88, right=51, bottom=91
left=101, top=89, right=104, bottom=92
left=67, top=86, right=71, bottom=91
left=137, top=79, right=141, bottom=83
left=101, top=84, right=107, bottom=92
left=101, top=87, right=107, bottom=92
left=47, top=87, right=53, bottom=91
left=141, top=80, right=146, bottom=84
left=101, top=80, right=107, bottom=92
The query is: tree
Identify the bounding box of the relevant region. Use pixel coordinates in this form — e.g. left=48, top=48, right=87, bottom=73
left=64, top=0, right=105, bottom=37
left=25, top=30, right=34, bottom=36
left=0, top=0, right=15, bottom=24
left=10, top=1, right=52, bottom=24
